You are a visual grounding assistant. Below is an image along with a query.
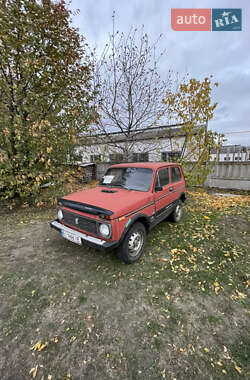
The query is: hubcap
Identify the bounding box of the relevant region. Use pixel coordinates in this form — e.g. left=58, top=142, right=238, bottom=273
left=175, top=205, right=182, bottom=220
left=128, top=230, right=144, bottom=257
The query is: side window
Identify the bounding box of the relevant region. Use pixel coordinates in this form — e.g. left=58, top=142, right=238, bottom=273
left=132, top=152, right=149, bottom=162
left=109, top=153, right=124, bottom=163
left=158, top=168, right=169, bottom=187
left=91, top=154, right=101, bottom=162
left=171, top=166, right=182, bottom=183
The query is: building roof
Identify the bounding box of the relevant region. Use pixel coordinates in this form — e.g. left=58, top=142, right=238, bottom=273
left=82, top=123, right=203, bottom=146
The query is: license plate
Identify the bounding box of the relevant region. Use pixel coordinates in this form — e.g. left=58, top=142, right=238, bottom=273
left=62, top=230, right=82, bottom=245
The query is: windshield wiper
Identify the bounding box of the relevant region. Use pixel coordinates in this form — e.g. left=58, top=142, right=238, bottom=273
left=110, top=182, right=123, bottom=187
left=110, top=183, right=132, bottom=190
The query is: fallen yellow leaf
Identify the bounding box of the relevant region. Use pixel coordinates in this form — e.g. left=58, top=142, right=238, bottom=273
left=234, top=364, right=242, bottom=374
left=29, top=365, right=38, bottom=378
left=214, top=286, right=220, bottom=295
left=31, top=341, right=48, bottom=352
left=31, top=341, right=41, bottom=351
left=236, top=290, right=246, bottom=299
left=38, top=342, right=48, bottom=352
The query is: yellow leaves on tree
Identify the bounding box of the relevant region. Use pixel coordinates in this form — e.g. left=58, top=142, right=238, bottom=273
left=0, top=0, right=95, bottom=202
left=161, top=76, right=224, bottom=185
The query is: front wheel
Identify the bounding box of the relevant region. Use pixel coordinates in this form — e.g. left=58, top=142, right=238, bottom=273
left=117, top=222, right=146, bottom=264
left=169, top=201, right=183, bottom=222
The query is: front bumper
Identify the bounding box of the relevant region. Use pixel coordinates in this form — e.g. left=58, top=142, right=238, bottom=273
left=50, top=220, right=118, bottom=251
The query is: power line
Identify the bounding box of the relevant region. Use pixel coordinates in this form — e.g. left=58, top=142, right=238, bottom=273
left=223, top=131, right=250, bottom=134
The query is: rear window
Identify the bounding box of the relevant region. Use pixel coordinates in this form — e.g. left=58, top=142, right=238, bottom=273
left=171, top=166, right=182, bottom=183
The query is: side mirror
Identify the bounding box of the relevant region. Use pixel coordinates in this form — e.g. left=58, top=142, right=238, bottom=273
left=155, top=186, right=163, bottom=192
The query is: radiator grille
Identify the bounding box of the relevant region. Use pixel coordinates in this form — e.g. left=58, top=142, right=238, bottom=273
left=62, top=210, right=98, bottom=235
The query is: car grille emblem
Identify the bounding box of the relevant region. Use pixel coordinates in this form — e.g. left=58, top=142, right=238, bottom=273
left=75, top=217, right=79, bottom=225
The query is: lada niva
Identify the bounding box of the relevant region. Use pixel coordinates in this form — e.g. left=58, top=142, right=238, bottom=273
left=50, top=162, right=186, bottom=263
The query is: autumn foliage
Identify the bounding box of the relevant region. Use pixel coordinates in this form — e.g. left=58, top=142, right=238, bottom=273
left=0, top=0, right=95, bottom=202
left=162, top=77, right=223, bottom=185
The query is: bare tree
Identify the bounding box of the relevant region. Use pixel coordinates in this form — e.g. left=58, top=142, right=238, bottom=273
left=92, top=14, right=175, bottom=161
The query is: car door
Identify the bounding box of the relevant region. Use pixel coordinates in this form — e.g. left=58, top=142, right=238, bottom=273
left=153, top=166, right=176, bottom=219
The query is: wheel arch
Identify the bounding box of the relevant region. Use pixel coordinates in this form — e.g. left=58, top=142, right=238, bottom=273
left=179, top=192, right=186, bottom=203
left=119, top=213, right=150, bottom=243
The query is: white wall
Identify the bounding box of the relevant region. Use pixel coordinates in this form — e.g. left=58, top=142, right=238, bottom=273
left=204, top=162, right=250, bottom=190
left=78, top=136, right=186, bottom=163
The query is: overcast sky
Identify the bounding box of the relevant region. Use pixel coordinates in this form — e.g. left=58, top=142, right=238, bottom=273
left=70, top=0, right=250, bottom=146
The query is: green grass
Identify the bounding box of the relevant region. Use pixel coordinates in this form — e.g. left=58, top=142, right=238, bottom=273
left=230, top=338, right=250, bottom=366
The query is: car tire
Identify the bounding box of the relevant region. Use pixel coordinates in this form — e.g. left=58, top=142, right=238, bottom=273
left=117, top=222, right=146, bottom=264
left=169, top=201, right=183, bottom=222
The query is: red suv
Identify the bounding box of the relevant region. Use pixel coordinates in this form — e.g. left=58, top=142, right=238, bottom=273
left=50, top=162, right=186, bottom=263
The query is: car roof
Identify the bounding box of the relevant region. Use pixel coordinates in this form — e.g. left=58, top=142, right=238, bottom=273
left=109, top=162, right=179, bottom=170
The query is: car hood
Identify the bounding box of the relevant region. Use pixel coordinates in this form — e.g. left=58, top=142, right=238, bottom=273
left=62, top=186, right=153, bottom=219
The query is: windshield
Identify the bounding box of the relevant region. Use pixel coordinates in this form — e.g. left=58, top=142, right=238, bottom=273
left=99, top=167, right=154, bottom=192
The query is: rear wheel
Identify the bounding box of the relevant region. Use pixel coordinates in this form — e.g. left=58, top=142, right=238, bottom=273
left=169, top=201, right=183, bottom=222
left=117, top=222, right=146, bottom=264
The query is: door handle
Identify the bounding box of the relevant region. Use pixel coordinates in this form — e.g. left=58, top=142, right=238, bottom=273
left=169, top=187, right=173, bottom=192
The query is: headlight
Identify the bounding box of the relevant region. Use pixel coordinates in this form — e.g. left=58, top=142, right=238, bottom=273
left=57, top=209, right=63, bottom=220
left=99, top=223, right=111, bottom=238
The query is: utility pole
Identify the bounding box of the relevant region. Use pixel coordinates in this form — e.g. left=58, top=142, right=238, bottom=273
left=216, top=134, right=221, bottom=162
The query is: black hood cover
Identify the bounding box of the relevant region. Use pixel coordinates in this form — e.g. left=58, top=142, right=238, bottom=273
left=58, top=198, right=114, bottom=217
